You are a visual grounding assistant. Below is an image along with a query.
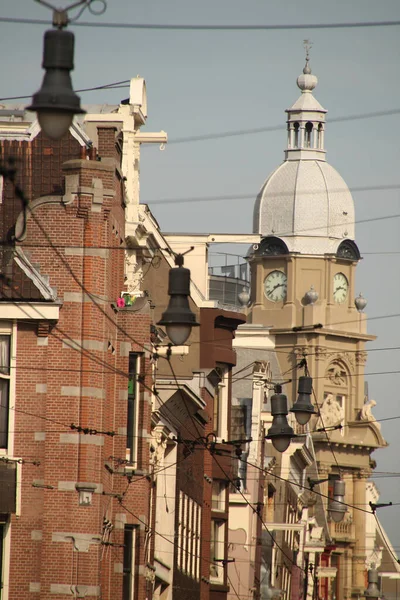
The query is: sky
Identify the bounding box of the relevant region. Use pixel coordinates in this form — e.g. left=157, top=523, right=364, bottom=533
left=1, top=0, right=400, bottom=554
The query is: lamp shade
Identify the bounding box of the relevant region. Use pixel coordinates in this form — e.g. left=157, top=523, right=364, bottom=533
left=364, top=568, right=381, bottom=598
left=290, top=376, right=316, bottom=425
left=266, top=392, right=294, bottom=453
left=329, top=479, right=347, bottom=523
left=27, top=29, right=85, bottom=140
left=157, top=266, right=199, bottom=345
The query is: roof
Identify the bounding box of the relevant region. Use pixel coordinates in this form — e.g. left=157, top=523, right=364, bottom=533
left=253, top=158, right=355, bottom=255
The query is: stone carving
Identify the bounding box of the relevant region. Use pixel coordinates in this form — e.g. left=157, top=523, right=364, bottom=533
left=327, top=363, right=346, bottom=386
left=125, top=251, right=144, bottom=295
left=355, top=351, right=368, bottom=365
left=316, top=394, right=344, bottom=429
left=359, top=399, right=380, bottom=430
left=150, top=430, right=168, bottom=467
left=252, top=360, right=272, bottom=382
left=315, top=346, right=327, bottom=361
left=294, top=346, right=308, bottom=359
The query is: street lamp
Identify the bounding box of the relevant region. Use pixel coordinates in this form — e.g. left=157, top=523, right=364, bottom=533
left=328, top=479, right=347, bottom=523
left=363, top=568, right=381, bottom=599
left=27, top=3, right=85, bottom=140
left=265, top=386, right=294, bottom=453
left=157, top=254, right=199, bottom=345
left=290, top=376, right=316, bottom=425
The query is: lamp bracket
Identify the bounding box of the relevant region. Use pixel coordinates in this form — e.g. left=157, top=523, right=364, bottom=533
left=163, top=246, right=195, bottom=267
left=308, top=477, right=330, bottom=491
left=369, top=501, right=393, bottom=513
left=35, top=0, right=105, bottom=29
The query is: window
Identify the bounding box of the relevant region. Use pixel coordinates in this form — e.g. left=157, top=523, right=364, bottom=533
left=0, top=335, right=10, bottom=450
left=318, top=123, right=323, bottom=148
left=212, top=480, right=226, bottom=512
left=177, top=492, right=201, bottom=579
left=126, top=353, right=140, bottom=466
left=123, top=525, right=136, bottom=600
left=210, top=520, right=225, bottom=583
left=294, top=122, right=300, bottom=147
left=0, top=518, right=10, bottom=600
left=213, top=366, right=228, bottom=441
left=0, top=522, right=4, bottom=594
left=305, top=122, right=313, bottom=147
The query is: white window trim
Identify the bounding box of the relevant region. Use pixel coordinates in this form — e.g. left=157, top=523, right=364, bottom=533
left=210, top=520, right=225, bottom=584
left=215, top=369, right=229, bottom=442
left=125, top=355, right=140, bottom=469
left=0, top=322, right=16, bottom=457
left=0, top=518, right=11, bottom=600
left=123, top=525, right=136, bottom=600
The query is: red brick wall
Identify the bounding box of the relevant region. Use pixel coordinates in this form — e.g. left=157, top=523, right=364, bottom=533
left=1, top=128, right=153, bottom=600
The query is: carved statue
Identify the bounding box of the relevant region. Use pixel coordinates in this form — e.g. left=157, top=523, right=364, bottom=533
left=316, top=393, right=344, bottom=429
left=360, top=399, right=381, bottom=430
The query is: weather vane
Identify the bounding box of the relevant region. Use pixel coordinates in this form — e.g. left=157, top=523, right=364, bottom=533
left=303, top=39, right=312, bottom=62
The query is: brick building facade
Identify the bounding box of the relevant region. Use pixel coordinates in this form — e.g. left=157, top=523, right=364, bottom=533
left=0, top=95, right=246, bottom=600
left=0, top=123, right=154, bottom=600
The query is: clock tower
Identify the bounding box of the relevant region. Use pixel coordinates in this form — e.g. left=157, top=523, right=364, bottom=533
left=248, top=58, right=386, bottom=599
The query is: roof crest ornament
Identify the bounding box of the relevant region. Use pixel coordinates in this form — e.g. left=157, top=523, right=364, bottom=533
left=303, top=39, right=312, bottom=74
left=296, top=40, right=317, bottom=92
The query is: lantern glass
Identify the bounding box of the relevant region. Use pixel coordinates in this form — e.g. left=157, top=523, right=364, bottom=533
left=166, top=323, right=192, bottom=346
left=38, top=110, right=73, bottom=140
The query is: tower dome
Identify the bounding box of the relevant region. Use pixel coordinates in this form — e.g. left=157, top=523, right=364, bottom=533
left=253, top=60, right=355, bottom=255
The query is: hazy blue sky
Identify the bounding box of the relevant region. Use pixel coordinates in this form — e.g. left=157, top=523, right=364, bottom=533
left=2, top=0, right=400, bottom=552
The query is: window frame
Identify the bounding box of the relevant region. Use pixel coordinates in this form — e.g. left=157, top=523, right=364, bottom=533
left=126, top=353, right=141, bottom=469
left=0, top=324, right=15, bottom=456
left=122, top=524, right=136, bottom=600
left=209, top=519, right=226, bottom=584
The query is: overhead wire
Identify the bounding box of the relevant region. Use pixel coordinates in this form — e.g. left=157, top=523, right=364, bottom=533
left=165, top=355, right=306, bottom=575
left=1, top=16, right=399, bottom=30
left=147, top=185, right=400, bottom=206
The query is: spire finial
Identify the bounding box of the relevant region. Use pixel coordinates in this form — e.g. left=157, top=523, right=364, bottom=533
left=303, top=39, right=312, bottom=74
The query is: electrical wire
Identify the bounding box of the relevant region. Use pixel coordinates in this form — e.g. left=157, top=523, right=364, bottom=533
left=147, top=184, right=400, bottom=206
left=165, top=355, right=306, bottom=576
left=1, top=16, right=399, bottom=30
left=0, top=80, right=130, bottom=102
left=373, top=514, right=400, bottom=564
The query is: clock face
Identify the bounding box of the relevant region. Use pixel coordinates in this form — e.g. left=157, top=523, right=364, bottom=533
left=264, top=270, right=287, bottom=303
left=333, top=272, right=349, bottom=303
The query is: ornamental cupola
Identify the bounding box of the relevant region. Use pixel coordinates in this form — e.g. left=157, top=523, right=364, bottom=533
left=285, top=54, right=327, bottom=161
left=253, top=53, right=357, bottom=256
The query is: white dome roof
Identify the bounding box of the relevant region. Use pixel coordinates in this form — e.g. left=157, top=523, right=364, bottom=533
left=253, top=159, right=355, bottom=255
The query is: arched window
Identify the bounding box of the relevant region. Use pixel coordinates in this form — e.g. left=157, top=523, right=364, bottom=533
left=293, top=122, right=299, bottom=148
left=318, top=123, right=323, bottom=148
left=305, top=122, right=313, bottom=148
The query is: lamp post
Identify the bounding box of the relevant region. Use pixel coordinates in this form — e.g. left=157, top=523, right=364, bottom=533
left=27, top=1, right=86, bottom=140
left=157, top=253, right=199, bottom=345
left=265, top=386, right=294, bottom=453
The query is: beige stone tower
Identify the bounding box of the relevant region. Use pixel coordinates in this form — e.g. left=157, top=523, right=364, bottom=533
left=248, top=57, right=386, bottom=599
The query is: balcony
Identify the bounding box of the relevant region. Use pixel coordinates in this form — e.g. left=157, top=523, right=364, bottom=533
left=330, top=518, right=355, bottom=543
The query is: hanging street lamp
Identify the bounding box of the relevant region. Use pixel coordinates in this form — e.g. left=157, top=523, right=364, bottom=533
left=363, top=567, right=381, bottom=599
left=328, top=479, right=347, bottom=523
left=265, top=386, right=294, bottom=453
left=290, top=375, right=316, bottom=425
left=27, top=1, right=86, bottom=140
left=157, top=253, right=199, bottom=345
